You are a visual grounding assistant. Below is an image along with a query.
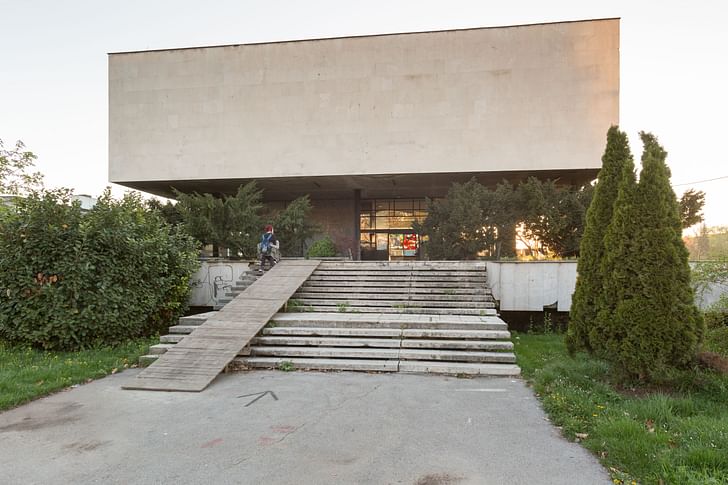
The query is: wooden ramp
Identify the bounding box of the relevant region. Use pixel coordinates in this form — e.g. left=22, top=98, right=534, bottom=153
left=123, top=259, right=320, bottom=392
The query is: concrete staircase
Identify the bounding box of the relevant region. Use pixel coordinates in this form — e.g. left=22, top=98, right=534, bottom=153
left=142, top=261, right=519, bottom=376
left=212, top=267, right=260, bottom=311
left=289, top=261, right=496, bottom=315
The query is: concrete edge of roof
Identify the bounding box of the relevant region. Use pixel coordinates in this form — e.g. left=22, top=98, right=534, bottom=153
left=107, top=17, right=620, bottom=56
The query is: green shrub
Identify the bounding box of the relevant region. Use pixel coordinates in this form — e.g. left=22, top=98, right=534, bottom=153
left=306, top=236, right=337, bottom=258
left=0, top=189, right=199, bottom=350
left=704, top=326, right=728, bottom=356
left=704, top=307, right=728, bottom=329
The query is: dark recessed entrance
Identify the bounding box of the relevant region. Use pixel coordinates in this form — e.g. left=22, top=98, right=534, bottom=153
left=359, top=199, right=426, bottom=261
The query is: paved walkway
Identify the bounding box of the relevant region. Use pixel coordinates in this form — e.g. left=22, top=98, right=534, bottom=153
left=0, top=370, right=610, bottom=484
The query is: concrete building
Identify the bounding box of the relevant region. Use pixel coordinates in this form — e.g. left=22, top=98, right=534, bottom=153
left=108, top=18, right=619, bottom=260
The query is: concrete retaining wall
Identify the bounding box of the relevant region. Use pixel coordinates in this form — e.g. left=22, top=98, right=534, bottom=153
left=189, top=259, right=252, bottom=307
left=188, top=259, right=726, bottom=311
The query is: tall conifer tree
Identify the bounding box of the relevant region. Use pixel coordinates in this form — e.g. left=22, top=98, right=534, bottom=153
left=567, top=126, right=633, bottom=354
left=595, top=132, right=703, bottom=379
left=590, top=155, right=638, bottom=356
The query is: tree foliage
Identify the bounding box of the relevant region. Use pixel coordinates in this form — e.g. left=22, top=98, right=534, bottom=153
left=568, top=126, right=633, bottom=354
left=591, top=132, right=703, bottom=380
left=414, top=179, right=501, bottom=260
left=146, top=198, right=183, bottom=226
left=175, top=182, right=263, bottom=258
left=679, top=189, right=706, bottom=229
left=415, top=177, right=592, bottom=260
left=0, top=139, right=44, bottom=195
left=517, top=177, right=594, bottom=257
left=0, top=189, right=199, bottom=350
left=271, top=195, right=318, bottom=257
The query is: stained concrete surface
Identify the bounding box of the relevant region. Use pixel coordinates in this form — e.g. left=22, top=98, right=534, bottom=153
left=0, top=370, right=611, bottom=485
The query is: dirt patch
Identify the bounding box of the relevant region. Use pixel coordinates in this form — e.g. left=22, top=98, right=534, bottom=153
left=0, top=402, right=82, bottom=432
left=697, top=351, right=728, bottom=374
left=414, top=473, right=464, bottom=485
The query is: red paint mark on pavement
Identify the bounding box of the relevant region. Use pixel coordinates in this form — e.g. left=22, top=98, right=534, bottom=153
left=258, top=436, right=277, bottom=446
left=201, top=438, right=224, bottom=448
left=271, top=425, right=297, bottom=433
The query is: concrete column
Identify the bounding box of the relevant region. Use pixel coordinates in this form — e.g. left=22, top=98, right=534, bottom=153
left=353, top=189, right=361, bottom=260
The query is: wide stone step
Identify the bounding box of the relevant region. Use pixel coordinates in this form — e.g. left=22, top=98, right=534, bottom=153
left=302, top=280, right=488, bottom=288
left=253, top=336, right=401, bottom=347
left=311, top=270, right=486, bottom=278
left=149, top=343, right=175, bottom=355
left=262, top=327, right=404, bottom=337
left=178, top=312, right=216, bottom=325
left=292, top=292, right=493, bottom=302
left=262, top=326, right=510, bottom=339
left=398, top=361, right=520, bottom=376
left=402, top=329, right=511, bottom=339
left=398, top=349, right=516, bottom=363
left=297, top=285, right=491, bottom=295
left=317, top=262, right=487, bottom=271
left=293, top=299, right=495, bottom=309
left=270, top=319, right=505, bottom=331
left=307, top=275, right=487, bottom=283
left=168, top=325, right=198, bottom=334
left=251, top=346, right=400, bottom=360
left=238, top=358, right=519, bottom=376
left=239, top=357, right=399, bottom=372
left=159, top=334, right=185, bottom=344
left=298, top=306, right=497, bottom=316
left=400, top=339, right=513, bottom=351
left=249, top=345, right=516, bottom=363
left=139, top=354, right=159, bottom=366
left=270, top=313, right=506, bottom=330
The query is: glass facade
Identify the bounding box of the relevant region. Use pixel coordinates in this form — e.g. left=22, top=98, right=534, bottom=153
left=360, top=199, right=426, bottom=260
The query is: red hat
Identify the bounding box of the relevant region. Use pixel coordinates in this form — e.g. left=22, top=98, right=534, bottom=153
left=265, top=224, right=273, bottom=232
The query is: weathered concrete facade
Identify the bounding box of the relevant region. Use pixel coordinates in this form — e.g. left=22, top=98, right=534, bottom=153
left=109, top=19, right=619, bottom=193
left=108, top=19, right=619, bottom=259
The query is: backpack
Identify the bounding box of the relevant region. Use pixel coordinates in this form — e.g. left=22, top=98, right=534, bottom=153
left=260, top=233, right=273, bottom=255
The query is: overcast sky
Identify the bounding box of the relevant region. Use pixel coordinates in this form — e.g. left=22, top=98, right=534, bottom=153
left=1, top=0, right=726, bottom=228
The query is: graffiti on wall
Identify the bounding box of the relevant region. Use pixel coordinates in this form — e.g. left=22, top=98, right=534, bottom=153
left=190, top=263, right=234, bottom=307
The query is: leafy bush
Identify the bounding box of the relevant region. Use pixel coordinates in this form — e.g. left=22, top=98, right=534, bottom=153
left=0, top=189, right=199, bottom=350
left=704, top=326, right=728, bottom=356
left=705, top=306, right=728, bottom=329
left=306, top=236, right=337, bottom=258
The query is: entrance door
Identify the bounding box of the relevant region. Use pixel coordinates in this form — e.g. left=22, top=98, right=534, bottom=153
left=359, top=198, right=426, bottom=261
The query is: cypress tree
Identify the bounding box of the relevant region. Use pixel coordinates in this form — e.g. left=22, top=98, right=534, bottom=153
left=590, top=154, right=638, bottom=357
left=567, top=126, right=633, bottom=354
left=596, top=132, right=703, bottom=380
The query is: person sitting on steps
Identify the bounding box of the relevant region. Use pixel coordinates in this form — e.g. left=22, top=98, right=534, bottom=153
left=258, top=224, right=280, bottom=273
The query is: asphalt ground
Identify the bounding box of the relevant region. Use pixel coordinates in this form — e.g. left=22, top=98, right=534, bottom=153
left=0, top=369, right=610, bottom=485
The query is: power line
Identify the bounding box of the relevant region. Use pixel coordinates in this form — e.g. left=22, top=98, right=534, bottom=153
left=673, top=175, right=728, bottom=187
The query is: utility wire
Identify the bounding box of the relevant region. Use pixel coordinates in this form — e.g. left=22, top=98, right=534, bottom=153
left=673, top=175, right=728, bottom=187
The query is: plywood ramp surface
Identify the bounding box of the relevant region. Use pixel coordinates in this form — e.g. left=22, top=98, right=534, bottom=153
left=123, top=260, right=320, bottom=392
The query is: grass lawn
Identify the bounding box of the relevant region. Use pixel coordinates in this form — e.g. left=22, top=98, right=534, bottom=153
left=0, top=338, right=154, bottom=412
left=514, top=333, right=728, bottom=485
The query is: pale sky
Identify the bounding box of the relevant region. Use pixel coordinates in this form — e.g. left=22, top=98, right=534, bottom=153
left=1, top=0, right=726, bottom=227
